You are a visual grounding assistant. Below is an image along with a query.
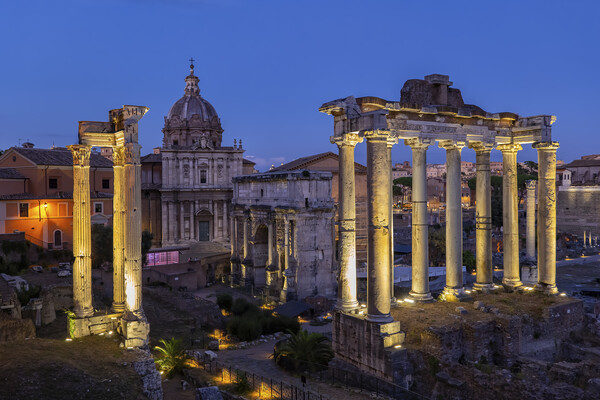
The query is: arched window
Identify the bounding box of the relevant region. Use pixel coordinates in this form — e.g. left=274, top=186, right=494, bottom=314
left=54, top=230, right=62, bottom=248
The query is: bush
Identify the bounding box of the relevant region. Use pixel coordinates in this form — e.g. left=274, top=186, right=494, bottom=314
left=216, top=293, right=233, bottom=311
left=154, top=337, right=190, bottom=378
left=231, top=298, right=256, bottom=316
left=274, top=330, right=333, bottom=373
left=17, top=285, right=41, bottom=306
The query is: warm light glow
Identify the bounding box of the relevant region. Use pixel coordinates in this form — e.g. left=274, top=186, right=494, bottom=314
left=108, top=331, right=113, bottom=335
left=559, top=292, right=567, bottom=297
left=404, top=298, right=415, bottom=303
left=65, top=338, right=72, bottom=342
left=394, top=344, right=402, bottom=349
left=465, top=290, right=472, bottom=294
left=360, top=303, right=367, bottom=308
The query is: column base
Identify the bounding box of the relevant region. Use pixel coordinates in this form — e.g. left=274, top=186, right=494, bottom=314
left=74, top=306, right=94, bottom=319
left=440, top=287, right=470, bottom=302
left=111, top=302, right=126, bottom=313
left=408, top=291, right=434, bottom=303
left=335, top=298, right=360, bottom=313
left=121, top=313, right=150, bottom=348
left=535, top=283, right=559, bottom=295
left=502, top=278, right=523, bottom=292
left=366, top=313, right=394, bottom=324
left=472, top=282, right=496, bottom=293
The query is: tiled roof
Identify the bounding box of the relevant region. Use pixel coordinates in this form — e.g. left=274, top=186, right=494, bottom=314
left=0, top=192, right=113, bottom=200
left=11, top=147, right=113, bottom=168
left=141, top=153, right=162, bottom=163
left=0, top=168, right=26, bottom=179
left=270, top=151, right=366, bottom=173
left=564, top=159, right=600, bottom=168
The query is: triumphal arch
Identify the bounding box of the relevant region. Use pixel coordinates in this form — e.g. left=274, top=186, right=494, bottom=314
left=67, top=105, right=149, bottom=348
left=321, top=74, right=559, bottom=380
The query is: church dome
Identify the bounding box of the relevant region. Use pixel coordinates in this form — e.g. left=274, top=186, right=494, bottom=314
left=166, top=62, right=219, bottom=122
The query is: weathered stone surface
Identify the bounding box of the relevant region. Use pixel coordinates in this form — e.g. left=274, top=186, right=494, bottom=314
left=0, top=313, right=35, bottom=341
left=195, top=386, right=223, bottom=400
left=133, top=353, right=163, bottom=400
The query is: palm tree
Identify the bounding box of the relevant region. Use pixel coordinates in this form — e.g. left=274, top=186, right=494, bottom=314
left=274, top=329, right=334, bottom=373
left=154, top=337, right=189, bottom=378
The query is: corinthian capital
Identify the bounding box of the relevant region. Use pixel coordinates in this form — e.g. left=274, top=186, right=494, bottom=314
left=496, top=143, right=523, bottom=153
left=438, top=140, right=465, bottom=151
left=468, top=141, right=494, bottom=154
left=404, top=138, right=432, bottom=150
left=330, top=132, right=363, bottom=148
left=67, top=145, right=92, bottom=166
left=112, top=147, right=126, bottom=166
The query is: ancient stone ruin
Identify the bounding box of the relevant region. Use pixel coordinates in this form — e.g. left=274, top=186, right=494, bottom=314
left=68, top=105, right=149, bottom=347
left=321, top=74, right=564, bottom=386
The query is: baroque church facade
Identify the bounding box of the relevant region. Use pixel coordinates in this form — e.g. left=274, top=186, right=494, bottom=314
left=141, top=62, right=254, bottom=246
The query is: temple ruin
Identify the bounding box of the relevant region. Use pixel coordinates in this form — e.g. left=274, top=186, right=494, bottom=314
left=68, top=105, right=149, bottom=348
left=321, top=74, right=560, bottom=381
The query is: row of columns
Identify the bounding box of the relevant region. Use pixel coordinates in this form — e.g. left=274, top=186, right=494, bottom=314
left=161, top=199, right=228, bottom=242
left=68, top=144, right=145, bottom=319
left=333, top=130, right=560, bottom=322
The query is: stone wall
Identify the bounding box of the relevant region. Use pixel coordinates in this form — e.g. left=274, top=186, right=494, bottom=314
left=558, top=186, right=600, bottom=236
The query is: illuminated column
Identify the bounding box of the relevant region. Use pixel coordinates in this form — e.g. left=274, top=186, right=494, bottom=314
left=267, top=221, right=274, bottom=267
left=583, top=231, right=587, bottom=248
left=68, top=145, right=93, bottom=318
left=123, top=143, right=145, bottom=318
left=112, top=147, right=126, bottom=312
left=280, top=217, right=294, bottom=302
left=471, top=143, right=494, bottom=292
left=498, top=143, right=523, bottom=290
left=387, top=137, right=397, bottom=303
left=534, top=142, right=559, bottom=294
left=526, top=180, right=537, bottom=260
left=330, top=133, right=363, bottom=312
left=365, top=130, right=392, bottom=323
left=406, top=138, right=433, bottom=302
left=223, top=201, right=228, bottom=239
left=161, top=201, right=168, bottom=244
left=440, top=141, right=466, bottom=300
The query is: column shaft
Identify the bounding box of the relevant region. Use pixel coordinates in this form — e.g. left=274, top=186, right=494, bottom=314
left=68, top=145, right=93, bottom=318
left=331, top=133, right=362, bottom=312
left=407, top=139, right=432, bottom=301
left=365, top=131, right=392, bottom=322
left=112, top=147, right=126, bottom=312
left=190, top=200, right=195, bottom=240
left=526, top=180, right=537, bottom=260
left=180, top=202, right=185, bottom=240
left=123, top=143, right=145, bottom=318
left=499, top=144, right=522, bottom=289
left=535, top=142, right=559, bottom=294
left=472, top=144, right=494, bottom=291
left=387, top=140, right=396, bottom=303
left=440, top=141, right=465, bottom=300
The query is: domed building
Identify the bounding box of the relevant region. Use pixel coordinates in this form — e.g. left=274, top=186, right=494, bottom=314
left=141, top=62, right=255, bottom=248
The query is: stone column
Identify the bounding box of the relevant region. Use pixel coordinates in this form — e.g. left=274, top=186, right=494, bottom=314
left=406, top=138, right=433, bottom=302
left=534, top=142, right=559, bottom=294
left=169, top=202, right=175, bottom=242
left=242, top=216, right=249, bottom=260
left=161, top=201, right=168, bottom=244
left=67, top=145, right=93, bottom=318
left=498, top=143, right=523, bottom=290
left=280, top=217, right=292, bottom=302
left=223, top=201, right=228, bottom=239
left=526, top=180, right=537, bottom=260
left=112, top=147, right=126, bottom=312
left=440, top=141, right=466, bottom=300
left=179, top=202, right=185, bottom=240
left=267, top=221, right=273, bottom=267
left=583, top=231, right=587, bottom=248
left=387, top=137, right=397, bottom=303
left=330, top=133, right=363, bottom=312
left=471, top=143, right=494, bottom=292
left=190, top=200, right=195, bottom=241
left=364, top=130, right=392, bottom=323
left=123, top=143, right=145, bottom=318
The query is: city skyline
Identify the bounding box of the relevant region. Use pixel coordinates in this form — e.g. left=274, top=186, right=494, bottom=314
left=1, top=0, right=598, bottom=170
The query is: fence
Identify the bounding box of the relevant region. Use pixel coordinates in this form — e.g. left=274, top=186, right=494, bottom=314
left=188, top=357, right=330, bottom=400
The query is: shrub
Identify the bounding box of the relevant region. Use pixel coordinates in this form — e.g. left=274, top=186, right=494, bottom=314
left=231, top=298, right=256, bottom=316
left=274, top=329, right=333, bottom=373
left=216, top=293, right=233, bottom=311
left=154, top=337, right=190, bottom=378
left=236, top=318, right=262, bottom=342
left=16, top=284, right=41, bottom=306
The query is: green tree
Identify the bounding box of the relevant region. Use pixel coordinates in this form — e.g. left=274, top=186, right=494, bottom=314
left=141, top=230, right=153, bottom=266
left=274, top=330, right=334, bottom=373
left=154, top=337, right=190, bottom=378
left=429, top=226, right=446, bottom=266
left=393, top=177, right=412, bottom=187
left=463, top=250, right=475, bottom=274
left=91, top=224, right=112, bottom=269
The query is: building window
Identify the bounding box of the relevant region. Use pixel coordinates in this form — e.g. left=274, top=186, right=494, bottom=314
left=200, top=170, right=207, bottom=184
left=19, top=203, right=29, bottom=218
left=48, top=178, right=58, bottom=189
left=94, top=202, right=103, bottom=214
left=54, top=230, right=62, bottom=248
left=173, top=139, right=178, bottom=146
left=102, top=179, right=110, bottom=189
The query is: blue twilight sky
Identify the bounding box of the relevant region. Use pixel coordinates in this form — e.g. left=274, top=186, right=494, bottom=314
left=1, top=0, right=598, bottom=171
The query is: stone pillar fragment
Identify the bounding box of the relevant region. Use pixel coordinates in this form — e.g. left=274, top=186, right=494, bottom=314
left=112, top=147, right=126, bottom=312
left=330, top=133, right=363, bottom=312
left=526, top=180, right=537, bottom=260
left=440, top=141, right=466, bottom=300
left=406, top=138, right=433, bottom=302
left=498, top=143, right=523, bottom=290
left=364, top=130, right=392, bottom=322
left=67, top=145, right=93, bottom=318
left=470, top=143, right=494, bottom=292
left=387, top=138, right=397, bottom=303
left=534, top=141, right=559, bottom=294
